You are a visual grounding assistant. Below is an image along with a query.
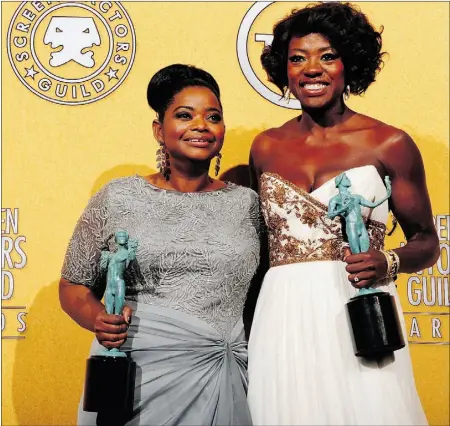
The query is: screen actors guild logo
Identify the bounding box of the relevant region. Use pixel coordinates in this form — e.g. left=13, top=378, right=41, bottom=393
left=237, top=1, right=301, bottom=110
left=7, top=1, right=136, bottom=106
left=44, top=17, right=101, bottom=68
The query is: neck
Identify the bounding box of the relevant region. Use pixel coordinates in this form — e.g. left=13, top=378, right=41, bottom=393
left=300, top=98, right=354, bottom=129
left=159, top=159, right=213, bottom=192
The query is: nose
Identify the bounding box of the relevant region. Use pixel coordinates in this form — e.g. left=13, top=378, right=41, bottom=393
left=303, top=58, right=323, bottom=77
left=192, top=116, right=208, bottom=132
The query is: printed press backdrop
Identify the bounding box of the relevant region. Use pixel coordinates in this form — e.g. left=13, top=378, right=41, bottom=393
left=1, top=1, right=449, bottom=425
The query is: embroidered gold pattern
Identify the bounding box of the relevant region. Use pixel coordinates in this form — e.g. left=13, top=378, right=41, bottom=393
left=261, top=173, right=386, bottom=267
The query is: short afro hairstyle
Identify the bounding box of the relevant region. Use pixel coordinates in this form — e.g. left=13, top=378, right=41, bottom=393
left=147, top=64, right=221, bottom=121
left=261, top=2, right=386, bottom=97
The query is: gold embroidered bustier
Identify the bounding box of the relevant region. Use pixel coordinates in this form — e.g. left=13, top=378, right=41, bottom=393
left=260, top=172, right=386, bottom=268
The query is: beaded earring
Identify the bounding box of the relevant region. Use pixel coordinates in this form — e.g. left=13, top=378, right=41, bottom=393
left=156, top=141, right=171, bottom=180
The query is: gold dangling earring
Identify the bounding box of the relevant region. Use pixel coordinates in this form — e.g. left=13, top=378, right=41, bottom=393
left=156, top=141, right=171, bottom=180
left=215, top=152, right=222, bottom=177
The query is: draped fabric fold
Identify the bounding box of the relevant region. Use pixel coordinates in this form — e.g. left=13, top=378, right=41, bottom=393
left=78, top=302, right=252, bottom=426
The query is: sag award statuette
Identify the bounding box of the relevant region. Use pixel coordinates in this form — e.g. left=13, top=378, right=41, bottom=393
left=328, top=173, right=405, bottom=357
left=83, top=231, right=137, bottom=420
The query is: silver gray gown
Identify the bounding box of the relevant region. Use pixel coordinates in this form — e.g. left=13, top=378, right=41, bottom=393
left=61, top=175, right=260, bottom=426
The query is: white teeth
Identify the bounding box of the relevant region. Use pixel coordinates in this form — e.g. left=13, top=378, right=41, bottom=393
left=186, top=139, right=211, bottom=144
left=304, top=83, right=326, bottom=90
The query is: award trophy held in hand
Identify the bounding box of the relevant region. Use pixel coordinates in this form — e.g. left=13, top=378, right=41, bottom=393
left=328, top=173, right=405, bottom=357
left=83, top=231, right=138, bottom=423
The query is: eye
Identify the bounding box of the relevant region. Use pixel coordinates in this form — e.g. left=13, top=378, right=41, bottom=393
left=208, top=113, right=222, bottom=123
left=175, top=112, right=192, bottom=120
left=321, top=53, right=339, bottom=61
left=289, top=55, right=305, bottom=63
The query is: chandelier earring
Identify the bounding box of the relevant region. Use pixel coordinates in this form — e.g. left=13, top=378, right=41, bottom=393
left=214, top=152, right=222, bottom=177
left=156, top=141, right=171, bottom=181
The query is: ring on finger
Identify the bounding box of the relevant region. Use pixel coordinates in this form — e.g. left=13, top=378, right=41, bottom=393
left=353, top=275, right=360, bottom=283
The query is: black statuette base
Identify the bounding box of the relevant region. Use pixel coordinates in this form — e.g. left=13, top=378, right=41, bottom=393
left=83, top=355, right=136, bottom=416
left=346, top=291, right=405, bottom=357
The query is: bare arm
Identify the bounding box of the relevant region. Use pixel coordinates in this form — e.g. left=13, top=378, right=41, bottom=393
left=379, top=131, right=439, bottom=272
left=59, top=278, right=130, bottom=347
left=248, top=131, right=276, bottom=193
left=249, top=146, right=262, bottom=193
left=59, top=278, right=105, bottom=332
left=345, top=130, right=439, bottom=288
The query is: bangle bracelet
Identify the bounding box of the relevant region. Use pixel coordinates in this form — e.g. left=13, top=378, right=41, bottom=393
left=386, top=249, right=400, bottom=276
left=380, top=250, right=393, bottom=278
left=381, top=249, right=400, bottom=278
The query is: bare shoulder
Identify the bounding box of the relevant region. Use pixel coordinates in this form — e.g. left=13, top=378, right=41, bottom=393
left=250, top=118, right=299, bottom=161
left=354, top=113, right=418, bottom=155
left=375, top=124, right=419, bottom=161
left=357, top=114, right=414, bottom=146
left=365, top=120, right=422, bottom=173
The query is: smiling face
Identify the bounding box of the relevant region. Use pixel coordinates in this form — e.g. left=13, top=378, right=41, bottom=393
left=153, top=86, right=225, bottom=165
left=287, top=33, right=346, bottom=110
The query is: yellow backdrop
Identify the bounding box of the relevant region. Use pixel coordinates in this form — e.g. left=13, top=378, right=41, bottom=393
left=2, top=2, right=449, bottom=425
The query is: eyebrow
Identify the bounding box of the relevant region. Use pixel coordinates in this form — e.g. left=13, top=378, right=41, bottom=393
left=289, top=46, right=334, bottom=53
left=173, top=106, right=222, bottom=113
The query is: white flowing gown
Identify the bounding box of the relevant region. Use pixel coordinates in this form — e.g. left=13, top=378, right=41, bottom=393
left=247, top=165, right=427, bottom=426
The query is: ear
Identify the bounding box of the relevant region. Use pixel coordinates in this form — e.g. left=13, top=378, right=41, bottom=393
left=152, top=119, right=163, bottom=143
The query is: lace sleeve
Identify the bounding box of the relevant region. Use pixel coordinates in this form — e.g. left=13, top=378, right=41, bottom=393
left=61, top=185, right=109, bottom=294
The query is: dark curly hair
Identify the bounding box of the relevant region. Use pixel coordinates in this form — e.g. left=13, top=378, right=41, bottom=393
left=147, top=64, right=222, bottom=121
left=261, top=2, right=386, bottom=97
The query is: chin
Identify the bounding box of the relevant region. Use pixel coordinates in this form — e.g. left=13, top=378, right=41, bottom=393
left=185, top=151, right=215, bottom=162
left=300, top=96, right=337, bottom=111
left=301, top=99, right=327, bottom=109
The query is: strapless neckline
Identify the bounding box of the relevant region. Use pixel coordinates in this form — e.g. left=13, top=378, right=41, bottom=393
left=261, top=165, right=384, bottom=196
left=259, top=166, right=388, bottom=267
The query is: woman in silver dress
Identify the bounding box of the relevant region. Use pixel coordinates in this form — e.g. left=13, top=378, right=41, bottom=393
left=59, top=64, right=260, bottom=426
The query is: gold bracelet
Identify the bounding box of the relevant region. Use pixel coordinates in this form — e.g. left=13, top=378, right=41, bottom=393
left=386, top=249, right=400, bottom=277
left=380, top=249, right=393, bottom=279
left=380, top=249, right=400, bottom=279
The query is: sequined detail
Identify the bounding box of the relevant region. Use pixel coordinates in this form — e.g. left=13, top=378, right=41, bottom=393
left=61, top=175, right=261, bottom=340
left=260, top=173, right=386, bottom=267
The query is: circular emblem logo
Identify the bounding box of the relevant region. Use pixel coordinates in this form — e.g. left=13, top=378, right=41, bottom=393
left=237, top=1, right=301, bottom=110
left=7, top=1, right=136, bottom=106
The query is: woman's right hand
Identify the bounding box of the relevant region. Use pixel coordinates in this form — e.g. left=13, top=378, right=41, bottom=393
left=94, top=305, right=132, bottom=349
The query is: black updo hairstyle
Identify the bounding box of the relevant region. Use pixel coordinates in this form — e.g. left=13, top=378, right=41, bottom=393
left=147, top=64, right=222, bottom=121
left=262, top=2, right=386, bottom=97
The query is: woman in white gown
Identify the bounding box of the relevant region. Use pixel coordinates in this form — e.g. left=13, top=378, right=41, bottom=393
left=246, top=3, right=439, bottom=425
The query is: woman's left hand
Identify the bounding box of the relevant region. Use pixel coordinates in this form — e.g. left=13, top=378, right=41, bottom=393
left=343, top=248, right=388, bottom=289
